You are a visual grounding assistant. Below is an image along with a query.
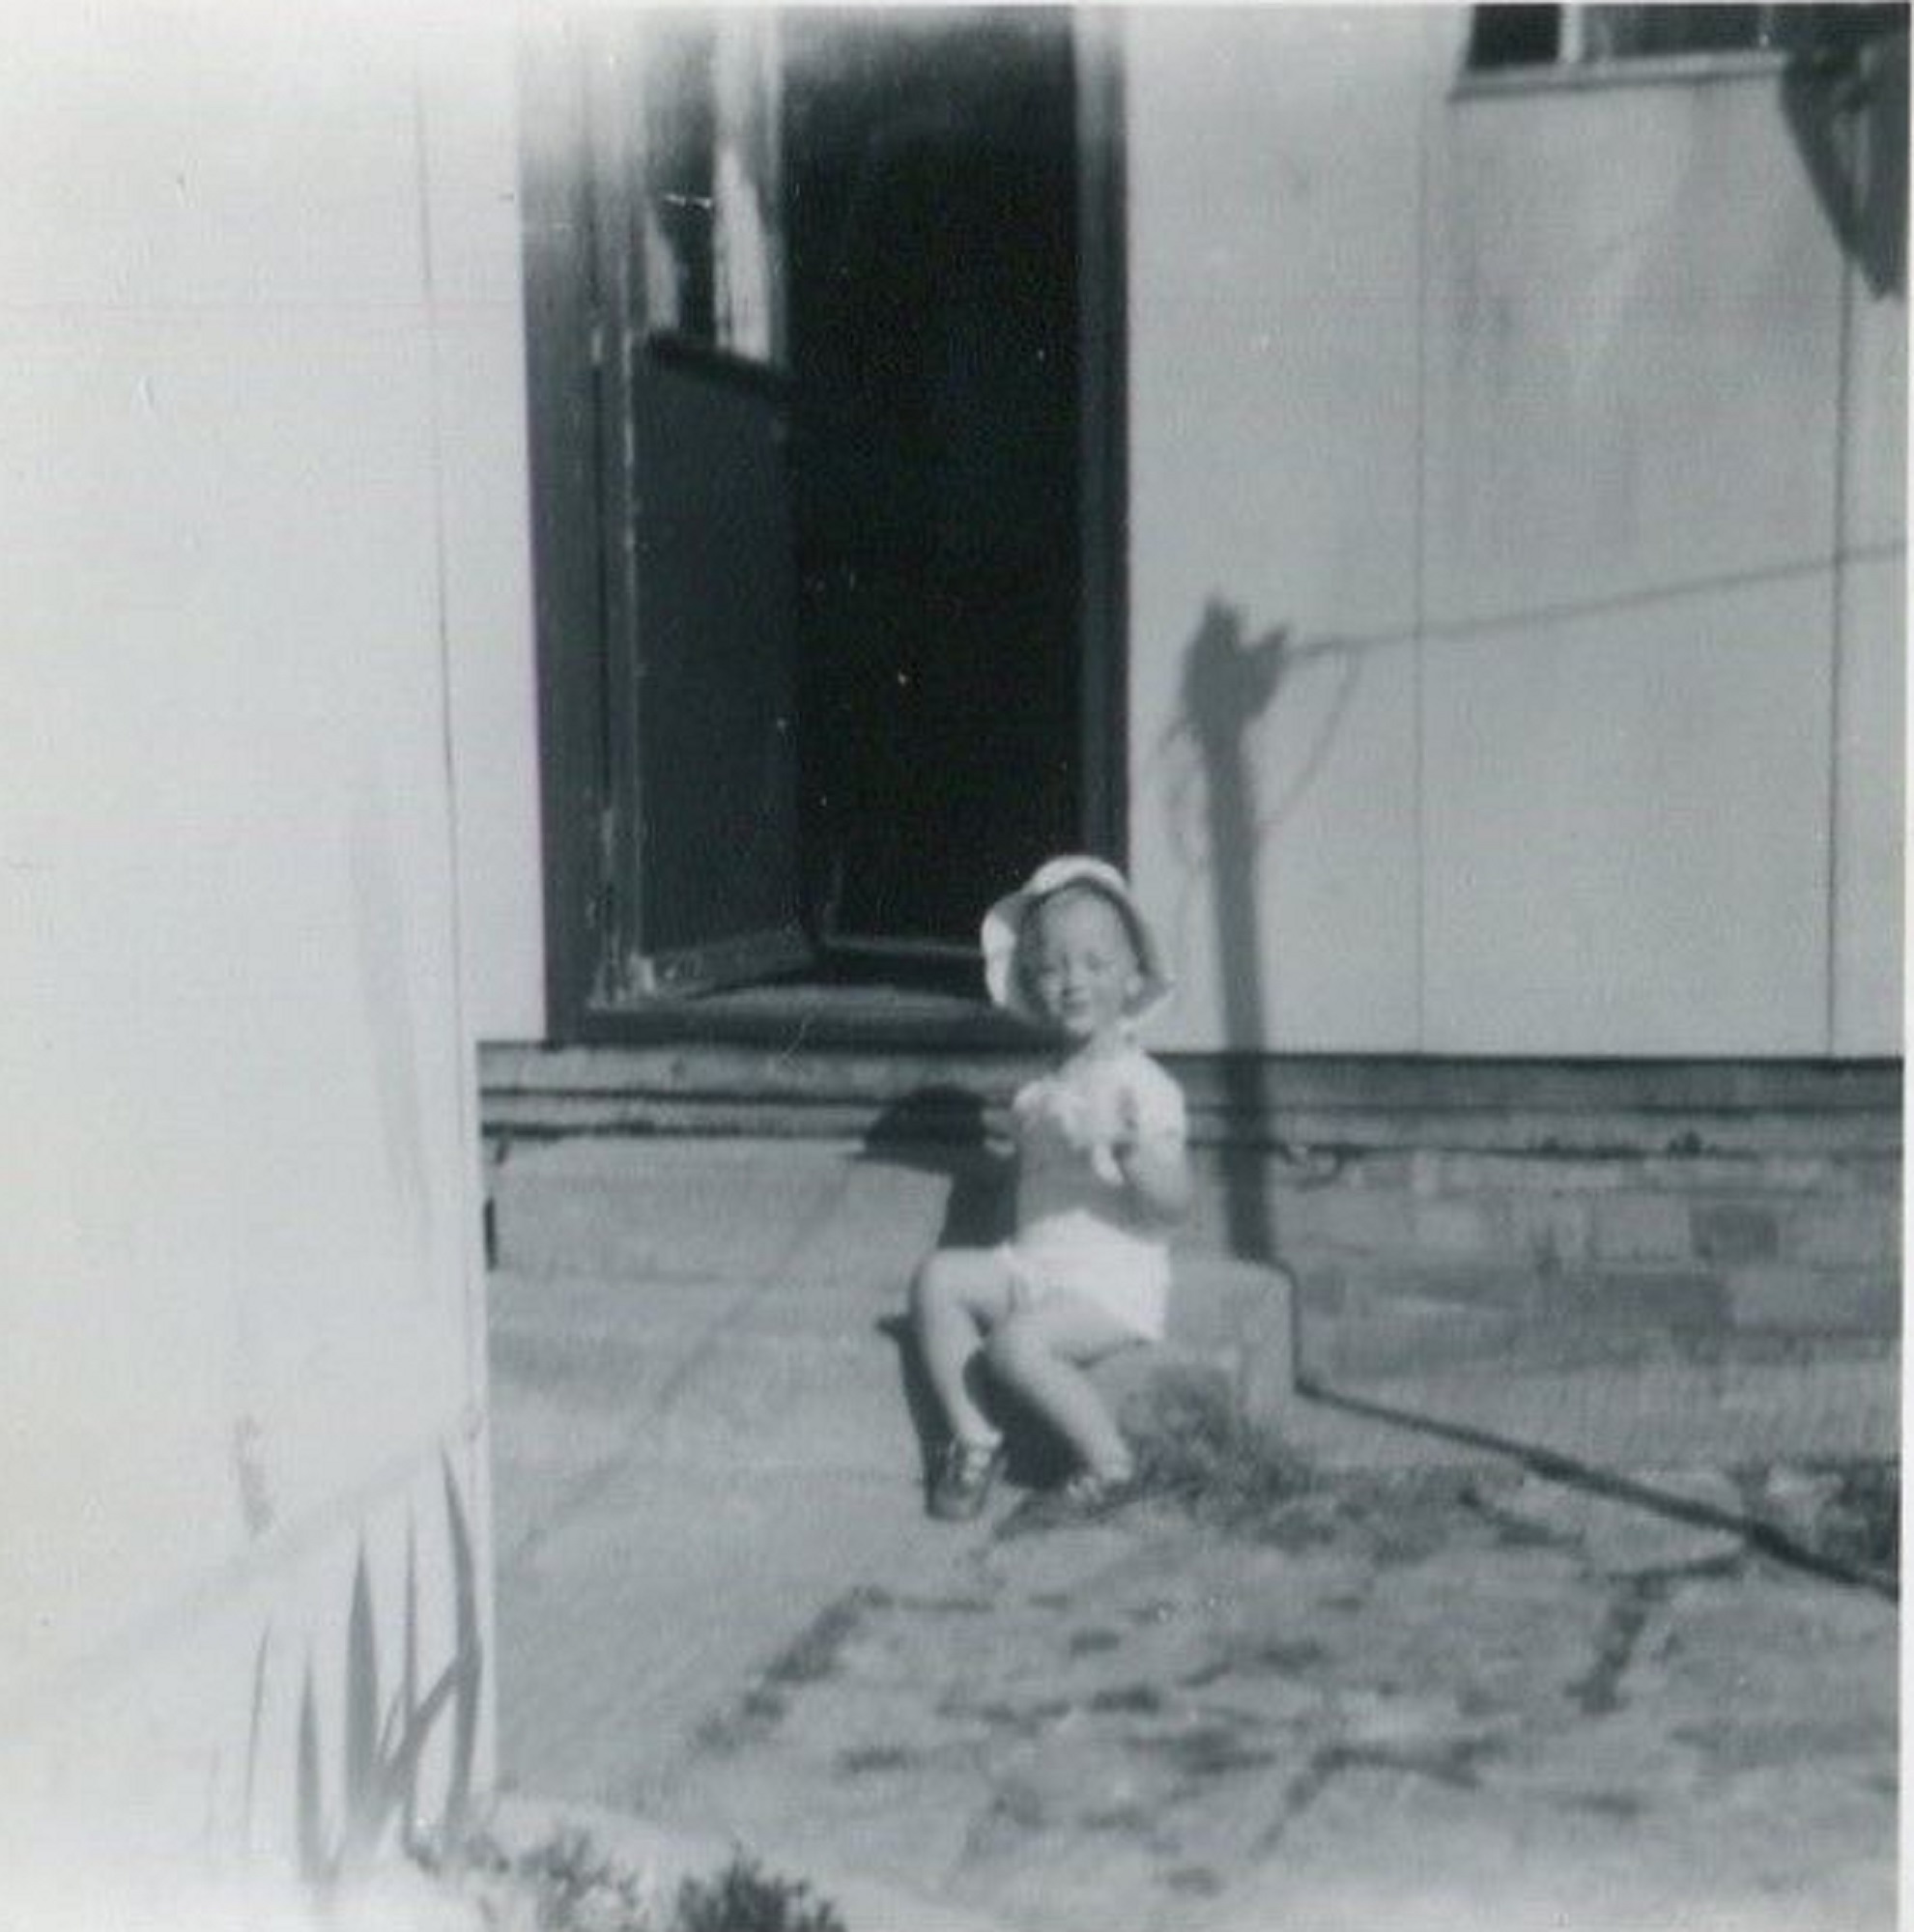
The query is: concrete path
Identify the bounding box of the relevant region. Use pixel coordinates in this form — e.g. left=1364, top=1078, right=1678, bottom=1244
left=486, top=1137, right=1898, bottom=1930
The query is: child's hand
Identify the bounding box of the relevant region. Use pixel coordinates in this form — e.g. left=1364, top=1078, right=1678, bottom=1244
left=1089, top=1086, right=1141, bottom=1188
left=1051, top=1086, right=1098, bottom=1151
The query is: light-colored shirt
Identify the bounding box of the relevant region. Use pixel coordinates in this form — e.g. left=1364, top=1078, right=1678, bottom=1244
left=1004, top=1041, right=1188, bottom=1340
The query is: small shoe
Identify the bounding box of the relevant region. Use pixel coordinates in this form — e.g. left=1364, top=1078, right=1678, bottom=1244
left=999, top=1465, right=1142, bottom=1537
left=1054, top=1467, right=1142, bottom=1521
left=928, top=1437, right=1006, bottom=1521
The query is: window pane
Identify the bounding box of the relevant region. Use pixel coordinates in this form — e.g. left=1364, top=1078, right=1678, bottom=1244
left=1467, top=5, right=1562, bottom=68
left=1583, top=6, right=1768, bottom=59
left=640, top=14, right=785, bottom=364
left=642, top=21, right=718, bottom=342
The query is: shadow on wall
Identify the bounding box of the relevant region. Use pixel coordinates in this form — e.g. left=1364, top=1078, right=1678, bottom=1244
left=1172, top=603, right=1288, bottom=1263
left=1163, top=599, right=1405, bottom=1261
left=1782, top=15, right=1907, bottom=298
left=249, top=1453, right=482, bottom=1898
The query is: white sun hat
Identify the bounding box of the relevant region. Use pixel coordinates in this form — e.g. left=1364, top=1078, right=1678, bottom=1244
left=981, top=854, right=1174, bottom=1026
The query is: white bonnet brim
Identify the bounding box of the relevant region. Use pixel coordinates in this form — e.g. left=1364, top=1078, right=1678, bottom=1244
left=980, top=854, right=1173, bottom=1025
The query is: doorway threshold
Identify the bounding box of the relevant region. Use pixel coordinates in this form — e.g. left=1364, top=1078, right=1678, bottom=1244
left=571, top=975, right=1038, bottom=1054
left=484, top=978, right=1043, bottom=1143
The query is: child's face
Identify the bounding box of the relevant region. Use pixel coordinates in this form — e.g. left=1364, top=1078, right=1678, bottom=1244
left=1021, top=889, right=1143, bottom=1044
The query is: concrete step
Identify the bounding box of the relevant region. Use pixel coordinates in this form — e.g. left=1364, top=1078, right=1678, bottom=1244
left=490, top=1253, right=1298, bottom=1473
left=481, top=1044, right=1901, bottom=1154
left=485, top=1135, right=1897, bottom=1398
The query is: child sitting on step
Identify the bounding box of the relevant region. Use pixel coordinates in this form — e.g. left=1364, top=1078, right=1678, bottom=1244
left=910, top=855, right=1191, bottom=1521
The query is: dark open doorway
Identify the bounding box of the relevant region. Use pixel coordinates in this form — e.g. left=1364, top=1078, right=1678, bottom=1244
left=521, top=9, right=1124, bottom=1036
left=785, top=10, right=1088, bottom=954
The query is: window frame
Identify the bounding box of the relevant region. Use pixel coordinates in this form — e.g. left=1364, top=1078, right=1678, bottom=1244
left=1454, top=4, right=1802, bottom=98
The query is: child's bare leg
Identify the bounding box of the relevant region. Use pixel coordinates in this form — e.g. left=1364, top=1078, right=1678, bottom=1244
left=909, top=1248, right=1016, bottom=1446
left=984, top=1296, right=1140, bottom=1481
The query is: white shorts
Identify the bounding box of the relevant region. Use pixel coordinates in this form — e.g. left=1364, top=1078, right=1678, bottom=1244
left=995, top=1211, right=1170, bottom=1344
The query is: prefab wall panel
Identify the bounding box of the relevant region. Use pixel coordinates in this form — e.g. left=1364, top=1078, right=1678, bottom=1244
left=0, top=11, right=508, bottom=1906
left=1125, top=6, right=1904, bottom=1058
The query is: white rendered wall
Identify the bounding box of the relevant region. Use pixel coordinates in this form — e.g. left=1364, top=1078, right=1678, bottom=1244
left=0, top=8, right=502, bottom=1911
left=428, top=24, right=548, bottom=1046
left=1126, top=7, right=1427, bottom=1054
left=1124, top=6, right=1905, bottom=1057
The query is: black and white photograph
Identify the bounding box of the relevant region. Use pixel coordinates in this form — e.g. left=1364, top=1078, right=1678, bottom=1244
left=1, top=4, right=1904, bottom=1928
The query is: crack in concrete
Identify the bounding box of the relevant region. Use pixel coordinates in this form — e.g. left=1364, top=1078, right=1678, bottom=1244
left=1569, top=1572, right=1670, bottom=1718
left=1566, top=1551, right=1745, bottom=1717
left=1256, top=1729, right=1507, bottom=1853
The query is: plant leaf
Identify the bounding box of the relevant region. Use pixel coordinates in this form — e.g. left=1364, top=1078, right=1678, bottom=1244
left=242, top=1624, right=271, bottom=1858
left=296, top=1661, right=331, bottom=1889
left=440, top=1452, right=483, bottom=1838
left=400, top=1512, right=420, bottom=1840
left=344, top=1542, right=380, bottom=1832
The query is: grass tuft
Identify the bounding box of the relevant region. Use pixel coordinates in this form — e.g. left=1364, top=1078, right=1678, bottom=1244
left=1125, top=1369, right=1317, bottom=1530
left=417, top=1831, right=845, bottom=1932
left=676, top=1854, right=846, bottom=1932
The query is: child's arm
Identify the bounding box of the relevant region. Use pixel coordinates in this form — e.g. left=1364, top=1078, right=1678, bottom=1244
left=1111, top=1086, right=1192, bottom=1226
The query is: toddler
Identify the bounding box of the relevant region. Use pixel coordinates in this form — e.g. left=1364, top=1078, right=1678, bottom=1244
left=910, top=855, right=1191, bottom=1521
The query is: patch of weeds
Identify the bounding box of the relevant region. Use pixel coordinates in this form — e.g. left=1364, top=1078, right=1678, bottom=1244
left=1730, top=1456, right=1898, bottom=1578
left=515, top=1829, right=657, bottom=1929
left=1128, top=1376, right=1317, bottom=1532
left=1805, top=1460, right=1898, bottom=1573
left=415, top=1828, right=654, bottom=1930
left=420, top=1833, right=845, bottom=1932
left=676, top=1854, right=845, bottom=1932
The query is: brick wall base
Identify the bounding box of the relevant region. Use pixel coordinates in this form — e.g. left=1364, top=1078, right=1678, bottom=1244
left=480, top=1047, right=1901, bottom=1380
left=1172, top=1073, right=1900, bottom=1378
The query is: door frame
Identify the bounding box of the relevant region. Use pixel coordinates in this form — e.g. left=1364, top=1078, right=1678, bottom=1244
left=1073, top=9, right=1128, bottom=869
left=518, top=10, right=1129, bottom=1042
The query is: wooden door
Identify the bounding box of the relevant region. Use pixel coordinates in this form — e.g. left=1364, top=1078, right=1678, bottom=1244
left=589, top=11, right=809, bottom=1000
left=523, top=9, right=1127, bottom=1028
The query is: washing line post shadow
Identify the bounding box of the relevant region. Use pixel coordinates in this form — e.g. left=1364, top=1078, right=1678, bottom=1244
left=1178, top=600, right=1289, bottom=1263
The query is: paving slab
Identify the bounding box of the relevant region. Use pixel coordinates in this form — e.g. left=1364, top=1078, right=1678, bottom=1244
left=492, top=1139, right=858, bottom=1280
left=487, top=1134, right=1899, bottom=1931
left=654, top=1494, right=1895, bottom=1932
